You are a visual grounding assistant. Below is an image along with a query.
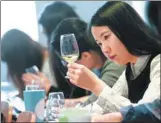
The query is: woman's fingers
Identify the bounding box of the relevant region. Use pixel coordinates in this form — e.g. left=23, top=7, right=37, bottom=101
left=37, top=72, right=45, bottom=78
left=22, top=73, right=35, bottom=82
left=67, top=62, right=106, bottom=95
left=22, top=73, right=41, bottom=85
left=67, top=63, right=78, bottom=69
left=68, top=63, right=85, bottom=70
left=67, top=63, right=92, bottom=88
left=36, top=72, right=47, bottom=82
left=22, top=72, right=51, bottom=92
left=67, top=71, right=78, bottom=81
left=22, top=73, right=38, bottom=79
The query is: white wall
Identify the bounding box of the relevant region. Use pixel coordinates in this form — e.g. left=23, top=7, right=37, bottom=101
left=1, top=1, right=38, bottom=82
left=1, top=1, right=38, bottom=40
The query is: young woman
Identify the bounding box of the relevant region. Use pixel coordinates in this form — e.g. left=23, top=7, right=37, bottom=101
left=49, top=18, right=125, bottom=103
left=67, top=1, right=160, bottom=114
left=92, top=1, right=161, bottom=122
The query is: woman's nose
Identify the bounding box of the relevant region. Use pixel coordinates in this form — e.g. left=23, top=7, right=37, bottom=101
left=101, top=45, right=111, bottom=55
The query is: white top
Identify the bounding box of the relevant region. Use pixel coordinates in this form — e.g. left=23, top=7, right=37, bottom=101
left=84, top=54, right=160, bottom=114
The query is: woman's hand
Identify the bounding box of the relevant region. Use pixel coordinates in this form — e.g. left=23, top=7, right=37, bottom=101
left=64, top=99, right=81, bottom=108
left=22, top=72, right=51, bottom=93
left=65, top=96, right=89, bottom=108
left=91, top=112, right=123, bottom=122
left=67, top=63, right=106, bottom=96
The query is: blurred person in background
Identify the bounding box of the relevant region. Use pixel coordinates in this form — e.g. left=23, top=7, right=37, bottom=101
left=1, top=29, right=57, bottom=120
left=23, top=1, right=78, bottom=95
left=39, top=1, right=80, bottom=45
left=23, top=1, right=81, bottom=99
left=22, top=2, right=81, bottom=100
left=1, top=29, right=54, bottom=99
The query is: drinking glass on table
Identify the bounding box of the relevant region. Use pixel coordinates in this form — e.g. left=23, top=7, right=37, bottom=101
left=49, top=92, right=65, bottom=108
left=45, top=92, right=65, bottom=122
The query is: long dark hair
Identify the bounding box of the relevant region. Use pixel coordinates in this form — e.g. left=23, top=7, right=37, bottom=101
left=49, top=18, right=103, bottom=98
left=1, top=29, right=44, bottom=99
left=89, top=1, right=161, bottom=56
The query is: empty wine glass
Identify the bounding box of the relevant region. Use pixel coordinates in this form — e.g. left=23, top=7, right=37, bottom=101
left=45, top=98, right=60, bottom=122
left=45, top=92, right=65, bottom=122
left=49, top=92, right=65, bottom=109
left=60, top=33, right=79, bottom=78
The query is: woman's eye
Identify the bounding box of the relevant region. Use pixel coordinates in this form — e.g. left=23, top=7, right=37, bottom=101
left=104, top=35, right=110, bottom=40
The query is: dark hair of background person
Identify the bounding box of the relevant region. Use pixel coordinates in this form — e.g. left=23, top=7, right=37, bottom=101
left=49, top=18, right=105, bottom=98
left=89, top=1, right=161, bottom=57
left=1, top=29, right=45, bottom=99
left=1, top=113, right=6, bottom=123
left=146, top=1, right=161, bottom=35
left=39, top=1, right=80, bottom=43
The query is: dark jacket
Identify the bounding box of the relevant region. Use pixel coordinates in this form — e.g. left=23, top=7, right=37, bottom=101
left=120, top=99, right=160, bottom=123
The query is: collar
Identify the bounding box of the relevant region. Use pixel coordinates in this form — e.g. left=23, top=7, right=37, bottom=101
left=130, top=55, right=151, bottom=79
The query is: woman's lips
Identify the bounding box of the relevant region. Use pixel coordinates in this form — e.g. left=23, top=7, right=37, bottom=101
left=108, top=55, right=117, bottom=60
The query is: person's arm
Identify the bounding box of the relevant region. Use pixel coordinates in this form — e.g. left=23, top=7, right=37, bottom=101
left=81, top=94, right=98, bottom=107
left=67, top=55, right=160, bottom=114
left=84, top=70, right=130, bottom=114
left=67, top=62, right=129, bottom=114
left=95, top=54, right=160, bottom=113
left=120, top=99, right=161, bottom=123
left=81, top=60, right=125, bottom=107
left=64, top=96, right=89, bottom=107
left=92, top=99, right=160, bottom=122
left=101, top=60, right=126, bottom=87
left=72, top=96, right=89, bottom=103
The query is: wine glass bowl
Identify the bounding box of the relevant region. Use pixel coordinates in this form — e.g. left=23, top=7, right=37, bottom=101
left=60, top=33, right=79, bottom=78
left=48, top=92, right=65, bottom=108
left=45, top=92, right=65, bottom=122
left=60, top=33, right=79, bottom=64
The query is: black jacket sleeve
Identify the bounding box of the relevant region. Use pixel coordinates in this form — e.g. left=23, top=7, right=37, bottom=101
left=120, top=99, right=160, bottom=123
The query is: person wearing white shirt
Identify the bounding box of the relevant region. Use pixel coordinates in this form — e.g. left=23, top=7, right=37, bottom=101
left=67, top=1, right=161, bottom=114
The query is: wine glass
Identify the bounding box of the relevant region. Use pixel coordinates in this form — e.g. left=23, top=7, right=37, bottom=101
left=49, top=92, right=65, bottom=108
left=45, top=92, right=65, bottom=122
left=60, top=33, right=79, bottom=78
left=45, top=98, right=60, bottom=122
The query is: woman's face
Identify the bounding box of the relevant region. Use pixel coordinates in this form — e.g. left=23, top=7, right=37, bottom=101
left=91, top=26, right=137, bottom=65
